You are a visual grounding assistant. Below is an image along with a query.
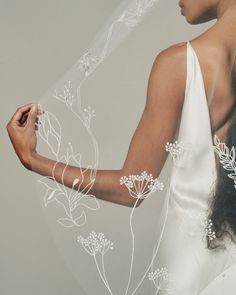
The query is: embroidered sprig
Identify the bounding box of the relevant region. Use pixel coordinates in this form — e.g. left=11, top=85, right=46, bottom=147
left=53, top=80, right=75, bottom=108
left=118, top=0, right=158, bottom=29
left=77, top=231, right=113, bottom=256
left=120, top=171, right=164, bottom=199
left=213, top=134, right=236, bottom=189
left=120, top=171, right=164, bottom=295
left=77, top=231, right=113, bottom=294
left=165, top=140, right=186, bottom=162
left=148, top=267, right=172, bottom=293
left=205, top=218, right=216, bottom=241
left=76, top=50, right=100, bottom=76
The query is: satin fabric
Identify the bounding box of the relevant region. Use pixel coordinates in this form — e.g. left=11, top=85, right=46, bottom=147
left=153, top=41, right=236, bottom=294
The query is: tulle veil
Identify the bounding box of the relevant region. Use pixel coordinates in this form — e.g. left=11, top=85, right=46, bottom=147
left=30, top=1, right=236, bottom=294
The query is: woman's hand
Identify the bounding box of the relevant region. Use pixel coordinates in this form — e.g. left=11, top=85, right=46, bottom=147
left=6, top=103, right=42, bottom=170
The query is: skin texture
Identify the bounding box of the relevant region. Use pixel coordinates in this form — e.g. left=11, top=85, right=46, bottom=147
left=6, top=0, right=236, bottom=208
left=179, top=0, right=236, bottom=24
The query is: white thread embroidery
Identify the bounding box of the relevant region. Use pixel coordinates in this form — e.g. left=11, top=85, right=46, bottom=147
left=77, top=232, right=113, bottom=294
left=213, top=134, right=236, bottom=189
left=38, top=110, right=62, bottom=158
left=33, top=1, right=169, bottom=294
left=77, top=231, right=114, bottom=256
left=148, top=267, right=173, bottom=294
left=165, top=140, right=186, bottom=162
left=120, top=171, right=164, bottom=295
left=76, top=51, right=100, bottom=76
left=205, top=218, right=216, bottom=241
left=118, top=0, right=159, bottom=28
left=53, top=80, right=75, bottom=108
left=120, top=170, right=164, bottom=199
left=53, top=80, right=96, bottom=128
left=37, top=142, right=98, bottom=228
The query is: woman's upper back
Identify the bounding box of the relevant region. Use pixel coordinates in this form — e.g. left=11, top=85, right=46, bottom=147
left=165, top=7, right=236, bottom=143
left=190, top=7, right=236, bottom=141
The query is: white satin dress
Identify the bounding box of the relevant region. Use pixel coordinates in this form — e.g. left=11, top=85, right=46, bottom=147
left=153, top=41, right=236, bottom=294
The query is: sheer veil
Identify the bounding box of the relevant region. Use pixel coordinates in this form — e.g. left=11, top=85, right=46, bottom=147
left=31, top=0, right=236, bottom=294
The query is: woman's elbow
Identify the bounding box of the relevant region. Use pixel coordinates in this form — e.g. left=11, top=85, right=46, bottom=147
left=120, top=192, right=143, bottom=208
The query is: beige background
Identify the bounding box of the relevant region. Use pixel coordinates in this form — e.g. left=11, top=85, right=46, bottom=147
left=0, top=0, right=214, bottom=294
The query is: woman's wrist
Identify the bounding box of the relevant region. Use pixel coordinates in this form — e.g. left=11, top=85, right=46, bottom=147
left=22, top=151, right=40, bottom=171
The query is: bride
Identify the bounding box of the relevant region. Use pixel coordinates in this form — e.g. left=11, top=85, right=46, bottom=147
left=6, top=0, right=236, bottom=293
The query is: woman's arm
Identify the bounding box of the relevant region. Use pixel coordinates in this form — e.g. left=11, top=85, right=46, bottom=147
left=6, top=44, right=186, bottom=208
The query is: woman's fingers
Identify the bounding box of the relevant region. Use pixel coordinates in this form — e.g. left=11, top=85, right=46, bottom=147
left=20, top=112, right=29, bottom=125
left=8, top=103, right=44, bottom=128
left=34, top=116, right=41, bottom=131
left=26, top=104, right=39, bottom=128
left=9, top=103, right=35, bottom=127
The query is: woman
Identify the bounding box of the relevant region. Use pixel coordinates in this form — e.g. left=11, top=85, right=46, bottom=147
left=6, top=0, right=236, bottom=293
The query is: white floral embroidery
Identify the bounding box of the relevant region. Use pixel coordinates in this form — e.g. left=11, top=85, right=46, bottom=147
left=213, top=134, right=236, bottom=189
left=165, top=140, right=186, bottom=162
left=77, top=231, right=113, bottom=294
left=120, top=170, right=164, bottom=199
left=34, top=1, right=168, bottom=294
left=77, top=231, right=113, bottom=256
left=205, top=218, right=216, bottom=241
left=76, top=50, right=100, bottom=76
left=120, top=171, right=164, bottom=295
left=118, top=0, right=158, bottom=29
left=148, top=267, right=172, bottom=294
left=37, top=142, right=99, bottom=228
left=84, top=105, right=96, bottom=121
left=38, top=110, right=62, bottom=158
left=53, top=80, right=75, bottom=108
left=177, top=209, right=218, bottom=242
left=53, top=80, right=96, bottom=128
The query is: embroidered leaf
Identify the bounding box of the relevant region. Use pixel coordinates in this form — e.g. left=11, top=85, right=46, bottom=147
left=43, top=115, right=51, bottom=138
left=47, top=131, right=60, bottom=156
left=55, top=193, right=70, bottom=217
left=228, top=173, right=236, bottom=180
left=44, top=189, right=59, bottom=207
left=47, top=111, right=61, bottom=139
left=74, top=211, right=86, bottom=227
left=230, top=146, right=236, bottom=160
left=214, top=134, right=220, bottom=145
left=57, top=218, right=75, bottom=227
left=72, top=178, right=80, bottom=187
left=75, top=194, right=100, bottom=211
left=223, top=163, right=233, bottom=171
left=37, top=176, right=55, bottom=188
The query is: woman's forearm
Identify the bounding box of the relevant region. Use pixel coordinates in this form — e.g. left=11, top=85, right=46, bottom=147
left=28, top=152, right=135, bottom=208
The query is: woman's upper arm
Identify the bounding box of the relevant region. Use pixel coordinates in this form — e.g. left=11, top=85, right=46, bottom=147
left=121, top=44, right=187, bottom=183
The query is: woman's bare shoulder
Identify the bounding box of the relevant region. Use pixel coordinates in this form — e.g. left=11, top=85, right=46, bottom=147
left=153, top=41, right=187, bottom=70
left=148, top=42, right=187, bottom=104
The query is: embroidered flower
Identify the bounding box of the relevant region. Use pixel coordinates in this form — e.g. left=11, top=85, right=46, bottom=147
left=148, top=267, right=172, bottom=293
left=77, top=231, right=113, bottom=294
left=120, top=170, right=164, bottom=199
left=53, top=80, right=75, bottom=108
left=213, top=134, right=236, bottom=189
left=205, top=218, right=216, bottom=241
left=165, top=140, right=186, bottom=162
left=76, top=50, right=100, bottom=76
left=77, top=231, right=114, bottom=256
left=118, top=0, right=158, bottom=28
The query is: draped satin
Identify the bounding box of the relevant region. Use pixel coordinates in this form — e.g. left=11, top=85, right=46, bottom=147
left=154, top=41, right=236, bottom=294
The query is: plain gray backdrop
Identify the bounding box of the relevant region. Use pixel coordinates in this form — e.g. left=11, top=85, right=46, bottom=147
left=0, top=1, right=214, bottom=294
